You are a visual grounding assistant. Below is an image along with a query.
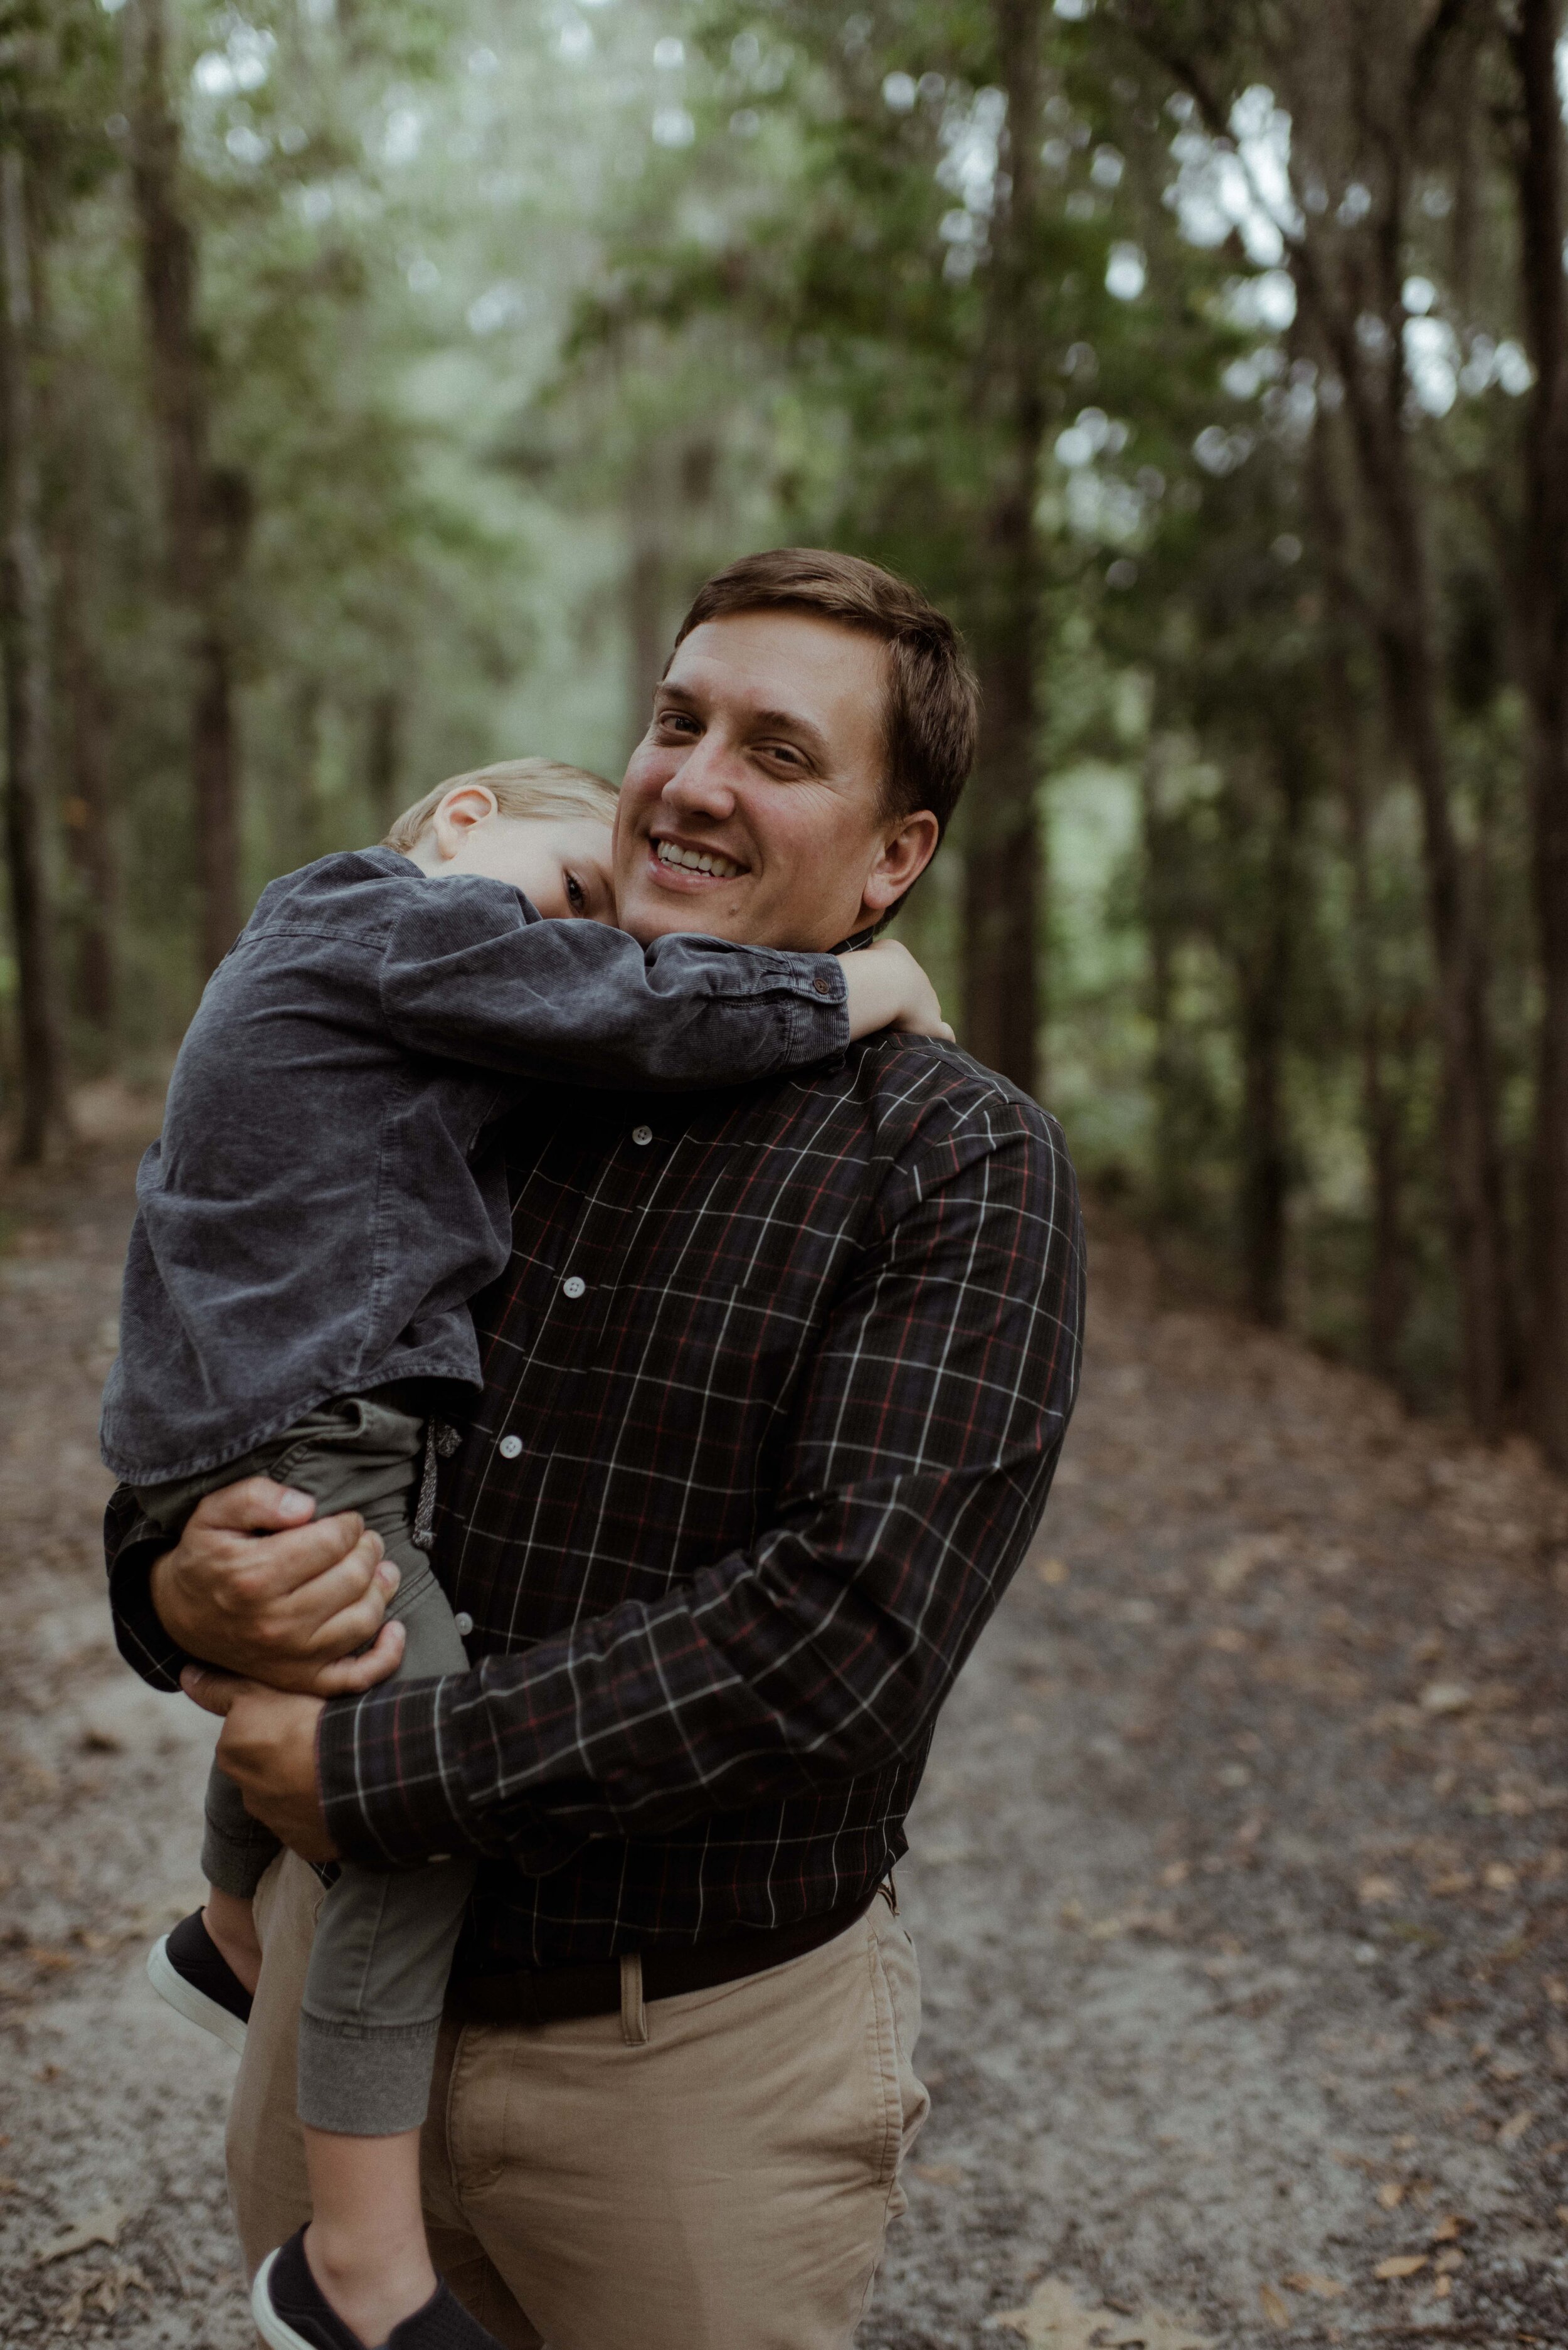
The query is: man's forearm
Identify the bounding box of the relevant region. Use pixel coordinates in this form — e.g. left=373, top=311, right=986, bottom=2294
left=319, top=1442, right=1065, bottom=1872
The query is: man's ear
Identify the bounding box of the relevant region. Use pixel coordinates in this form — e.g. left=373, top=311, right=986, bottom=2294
left=859, top=811, right=940, bottom=920
left=430, top=784, right=501, bottom=863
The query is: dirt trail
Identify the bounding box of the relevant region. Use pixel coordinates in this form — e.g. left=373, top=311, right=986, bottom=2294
left=3, top=1129, right=1568, bottom=2348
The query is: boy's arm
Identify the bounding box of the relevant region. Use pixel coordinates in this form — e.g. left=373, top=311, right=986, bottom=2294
left=378, top=885, right=944, bottom=1090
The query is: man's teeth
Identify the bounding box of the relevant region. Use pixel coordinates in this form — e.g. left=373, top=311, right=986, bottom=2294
left=655, top=840, right=743, bottom=879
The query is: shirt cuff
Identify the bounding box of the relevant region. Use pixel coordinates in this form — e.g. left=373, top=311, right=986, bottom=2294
left=104, top=1490, right=190, bottom=1694
left=781, top=955, right=849, bottom=1065
left=317, top=1674, right=585, bottom=1878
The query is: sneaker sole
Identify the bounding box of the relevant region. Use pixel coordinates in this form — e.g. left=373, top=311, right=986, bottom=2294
left=250, top=2250, right=314, bottom=2350
left=145, top=1933, right=249, bottom=2055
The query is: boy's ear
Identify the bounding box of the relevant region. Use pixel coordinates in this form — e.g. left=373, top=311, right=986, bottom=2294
left=432, top=784, right=500, bottom=859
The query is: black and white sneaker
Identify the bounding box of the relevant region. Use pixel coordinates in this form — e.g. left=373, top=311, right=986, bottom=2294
left=252, top=2228, right=509, bottom=2350
left=146, top=1908, right=253, bottom=2054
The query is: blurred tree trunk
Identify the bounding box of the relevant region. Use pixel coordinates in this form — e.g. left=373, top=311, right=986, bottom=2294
left=365, top=688, right=401, bottom=839
left=127, top=0, right=248, bottom=978
left=1338, top=696, right=1405, bottom=1377
left=0, top=145, right=69, bottom=1162
left=1140, top=737, right=1184, bottom=1230
left=1307, top=423, right=1405, bottom=1375
left=56, top=523, right=117, bottom=1035
left=625, top=529, right=666, bottom=764
left=1338, top=329, right=1513, bottom=1429
left=963, top=0, right=1046, bottom=1093
left=1233, top=755, right=1301, bottom=1327
left=1506, top=0, right=1568, bottom=1471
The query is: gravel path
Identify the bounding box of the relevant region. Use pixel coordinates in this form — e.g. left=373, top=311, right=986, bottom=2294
left=4, top=1128, right=1567, bottom=2348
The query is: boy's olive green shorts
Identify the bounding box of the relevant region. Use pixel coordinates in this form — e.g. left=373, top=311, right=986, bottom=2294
left=135, top=1393, right=472, bottom=2135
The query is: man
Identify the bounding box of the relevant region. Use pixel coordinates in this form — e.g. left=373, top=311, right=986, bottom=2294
left=106, top=548, right=1085, bottom=2350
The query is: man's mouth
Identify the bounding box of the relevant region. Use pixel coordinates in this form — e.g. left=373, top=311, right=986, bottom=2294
left=651, top=836, right=748, bottom=881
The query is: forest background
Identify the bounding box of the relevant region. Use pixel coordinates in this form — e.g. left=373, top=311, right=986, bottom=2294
left=5, top=0, right=1568, bottom=1456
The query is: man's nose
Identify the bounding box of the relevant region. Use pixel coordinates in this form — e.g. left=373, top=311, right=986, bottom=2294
left=662, top=731, right=738, bottom=821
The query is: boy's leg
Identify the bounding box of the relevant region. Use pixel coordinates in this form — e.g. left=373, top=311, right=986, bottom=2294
left=296, top=1556, right=476, bottom=2134
left=227, top=1853, right=541, bottom=2349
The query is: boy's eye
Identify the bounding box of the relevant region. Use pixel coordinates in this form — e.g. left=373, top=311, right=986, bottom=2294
left=564, top=871, right=586, bottom=914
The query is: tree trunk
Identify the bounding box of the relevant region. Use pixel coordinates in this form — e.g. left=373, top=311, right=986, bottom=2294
left=1339, top=699, right=1405, bottom=1378
left=56, top=524, right=116, bottom=1034
left=1234, top=758, right=1299, bottom=1327
left=1141, top=736, right=1184, bottom=1230
left=365, top=688, right=401, bottom=839
left=1306, top=418, right=1406, bottom=1375
left=625, top=481, right=668, bottom=767
left=962, top=0, right=1046, bottom=1093
left=1507, top=0, right=1568, bottom=1470
left=127, top=0, right=246, bottom=977
left=0, top=146, right=68, bottom=1162
left=1297, top=183, right=1515, bottom=1432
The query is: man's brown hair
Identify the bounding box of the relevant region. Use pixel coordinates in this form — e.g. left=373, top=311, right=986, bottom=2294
left=671, top=548, right=978, bottom=841
left=383, top=757, right=618, bottom=855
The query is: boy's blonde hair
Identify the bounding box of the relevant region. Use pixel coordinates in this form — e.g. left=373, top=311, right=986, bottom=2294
left=383, top=757, right=619, bottom=854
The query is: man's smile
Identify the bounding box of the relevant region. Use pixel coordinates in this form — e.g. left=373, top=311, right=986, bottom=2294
left=649, top=832, right=750, bottom=885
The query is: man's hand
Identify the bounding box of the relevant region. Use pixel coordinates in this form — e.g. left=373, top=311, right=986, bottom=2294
left=150, top=1477, right=406, bottom=1696
left=180, top=1666, right=337, bottom=1863
left=839, top=938, right=955, bottom=1043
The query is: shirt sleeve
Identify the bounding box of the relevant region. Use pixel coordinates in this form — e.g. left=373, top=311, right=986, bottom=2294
left=103, top=1486, right=190, bottom=1693
left=378, top=881, right=849, bottom=1090
left=317, top=1103, right=1086, bottom=1873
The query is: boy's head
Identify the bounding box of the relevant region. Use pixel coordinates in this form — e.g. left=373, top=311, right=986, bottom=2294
left=386, top=757, right=619, bottom=921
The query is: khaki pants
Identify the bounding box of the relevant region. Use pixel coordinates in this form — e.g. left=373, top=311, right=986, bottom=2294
left=228, top=1851, right=929, bottom=2349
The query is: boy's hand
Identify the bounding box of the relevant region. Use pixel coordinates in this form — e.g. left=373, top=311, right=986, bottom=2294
left=149, top=1477, right=406, bottom=1696
left=839, top=940, right=955, bottom=1042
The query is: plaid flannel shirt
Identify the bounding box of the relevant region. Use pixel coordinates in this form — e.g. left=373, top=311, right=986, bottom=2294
left=106, top=1031, right=1084, bottom=1973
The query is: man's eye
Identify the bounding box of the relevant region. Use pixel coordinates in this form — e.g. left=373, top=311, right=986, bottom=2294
left=564, top=872, right=586, bottom=913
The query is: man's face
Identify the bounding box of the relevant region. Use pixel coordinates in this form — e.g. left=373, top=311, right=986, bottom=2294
left=613, top=611, right=936, bottom=951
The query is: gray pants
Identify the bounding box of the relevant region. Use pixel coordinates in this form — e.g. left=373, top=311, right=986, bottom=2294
left=135, top=1394, right=473, bottom=2136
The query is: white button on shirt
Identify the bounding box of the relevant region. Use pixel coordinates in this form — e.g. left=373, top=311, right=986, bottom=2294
left=563, top=1275, right=586, bottom=1299
left=632, top=1124, right=654, bottom=1146
left=498, top=1433, right=522, bottom=1459
left=453, top=1611, right=474, bottom=1636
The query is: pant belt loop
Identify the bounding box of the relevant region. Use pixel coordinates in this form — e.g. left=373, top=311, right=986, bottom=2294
left=412, top=1421, right=439, bottom=1553
left=618, top=1952, right=648, bottom=2046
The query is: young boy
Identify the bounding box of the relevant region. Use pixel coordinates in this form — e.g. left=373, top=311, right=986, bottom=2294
left=102, top=756, right=950, bottom=2350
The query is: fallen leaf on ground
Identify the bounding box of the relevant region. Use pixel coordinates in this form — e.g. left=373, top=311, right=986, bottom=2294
left=1359, top=1875, right=1399, bottom=1904
left=1376, top=2181, right=1405, bottom=2208
left=1428, top=1871, right=1472, bottom=1895
left=1374, top=2254, right=1428, bottom=2280
left=1419, top=1681, right=1473, bottom=1715
left=990, top=2276, right=1214, bottom=2349
left=1037, top=1557, right=1069, bottom=1587
left=1483, top=1862, right=1518, bottom=1891
left=1207, top=1534, right=1282, bottom=1596
left=1282, top=2272, right=1346, bottom=2298
left=1258, top=2282, right=1291, bottom=2327
left=1497, top=2107, right=1535, bottom=2145
left=34, top=2203, right=125, bottom=2265
left=1430, top=2216, right=1469, bottom=2241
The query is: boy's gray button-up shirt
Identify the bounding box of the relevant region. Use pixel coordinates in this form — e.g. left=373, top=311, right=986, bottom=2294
left=99, top=848, right=849, bottom=1485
